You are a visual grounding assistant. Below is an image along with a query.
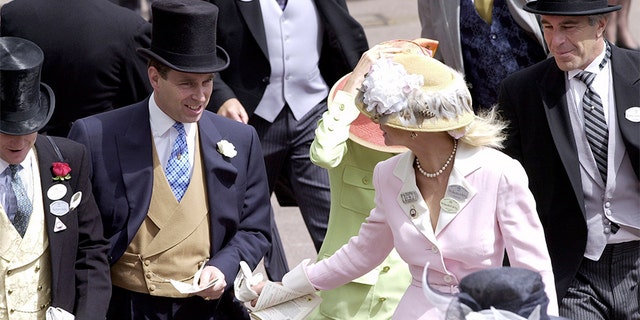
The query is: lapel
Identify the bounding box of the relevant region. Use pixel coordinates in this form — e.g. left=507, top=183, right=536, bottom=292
left=194, top=114, right=238, bottom=252
left=116, top=102, right=155, bottom=244
left=434, top=143, right=479, bottom=234
left=611, top=46, right=640, bottom=179
left=34, top=137, right=74, bottom=280
left=393, top=152, right=437, bottom=244
left=238, top=0, right=269, bottom=59
left=391, top=147, right=479, bottom=243
left=538, top=61, right=586, bottom=212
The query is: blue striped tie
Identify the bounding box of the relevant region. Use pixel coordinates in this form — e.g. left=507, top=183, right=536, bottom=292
left=576, top=47, right=611, bottom=184
left=165, top=122, right=190, bottom=201
left=8, top=164, right=32, bottom=237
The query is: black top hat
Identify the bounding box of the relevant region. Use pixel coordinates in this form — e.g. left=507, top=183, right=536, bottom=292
left=137, top=0, right=229, bottom=73
left=524, top=0, right=621, bottom=15
left=0, top=37, right=55, bottom=136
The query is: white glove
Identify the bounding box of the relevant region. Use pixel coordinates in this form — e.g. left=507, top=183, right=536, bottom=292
left=233, top=261, right=263, bottom=302
left=46, top=307, right=74, bottom=320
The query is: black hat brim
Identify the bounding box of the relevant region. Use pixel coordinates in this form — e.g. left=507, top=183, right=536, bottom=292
left=137, top=46, right=230, bottom=74
left=524, top=2, right=622, bottom=15
left=0, top=83, right=55, bottom=135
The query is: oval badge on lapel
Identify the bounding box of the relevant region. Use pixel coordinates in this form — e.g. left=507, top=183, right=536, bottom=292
left=625, top=106, right=640, bottom=123
left=50, top=200, right=70, bottom=216
left=47, top=184, right=67, bottom=201
left=440, top=197, right=460, bottom=214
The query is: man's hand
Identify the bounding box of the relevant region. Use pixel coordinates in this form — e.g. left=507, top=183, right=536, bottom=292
left=217, top=98, right=249, bottom=123
left=196, top=266, right=226, bottom=301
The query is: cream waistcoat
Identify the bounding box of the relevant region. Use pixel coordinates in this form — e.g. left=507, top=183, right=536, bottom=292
left=111, top=135, right=210, bottom=297
left=0, top=159, right=52, bottom=320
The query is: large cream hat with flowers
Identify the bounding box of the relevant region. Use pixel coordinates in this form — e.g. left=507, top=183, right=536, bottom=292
left=328, top=39, right=439, bottom=153
left=355, top=53, right=475, bottom=132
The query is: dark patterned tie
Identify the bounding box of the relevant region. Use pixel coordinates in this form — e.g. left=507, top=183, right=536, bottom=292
left=165, top=122, right=190, bottom=201
left=8, top=164, right=32, bottom=237
left=575, top=46, right=611, bottom=184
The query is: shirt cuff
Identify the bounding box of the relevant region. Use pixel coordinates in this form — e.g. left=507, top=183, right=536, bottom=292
left=281, top=259, right=317, bottom=294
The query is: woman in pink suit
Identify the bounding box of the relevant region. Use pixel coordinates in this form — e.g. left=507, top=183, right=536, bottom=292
left=255, top=44, right=559, bottom=319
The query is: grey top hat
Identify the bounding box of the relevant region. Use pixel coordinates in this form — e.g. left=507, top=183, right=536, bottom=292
left=524, top=0, right=621, bottom=15
left=0, top=37, right=55, bottom=136
left=137, top=0, right=229, bottom=73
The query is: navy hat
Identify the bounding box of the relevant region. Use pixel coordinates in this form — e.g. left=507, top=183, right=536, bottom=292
left=422, top=264, right=569, bottom=319
left=138, top=0, right=229, bottom=73
left=0, top=37, right=55, bottom=135
left=524, top=0, right=621, bottom=15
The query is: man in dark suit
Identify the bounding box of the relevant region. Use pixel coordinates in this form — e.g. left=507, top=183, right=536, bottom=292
left=1, top=0, right=152, bottom=137
left=498, top=0, right=640, bottom=319
left=68, top=1, right=271, bottom=319
left=206, top=0, right=369, bottom=281
left=0, top=36, right=110, bottom=319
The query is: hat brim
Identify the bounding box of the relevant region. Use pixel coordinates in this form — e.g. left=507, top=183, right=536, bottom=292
left=523, top=2, right=621, bottom=15
left=0, top=83, right=55, bottom=135
left=137, top=45, right=230, bottom=73
left=329, top=74, right=407, bottom=154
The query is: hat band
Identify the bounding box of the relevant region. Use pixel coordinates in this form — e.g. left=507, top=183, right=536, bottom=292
left=2, top=105, right=40, bottom=122
left=535, top=0, right=609, bottom=12
left=150, top=45, right=217, bottom=69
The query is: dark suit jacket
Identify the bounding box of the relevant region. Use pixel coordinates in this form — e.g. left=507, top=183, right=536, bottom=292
left=206, top=0, right=368, bottom=114
left=498, top=45, right=640, bottom=301
left=34, top=136, right=111, bottom=318
left=1, top=0, right=152, bottom=137
left=67, top=100, right=272, bottom=316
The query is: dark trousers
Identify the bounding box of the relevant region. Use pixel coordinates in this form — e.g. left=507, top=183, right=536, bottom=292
left=108, top=286, right=249, bottom=320
left=560, top=240, right=640, bottom=320
left=249, top=102, right=331, bottom=280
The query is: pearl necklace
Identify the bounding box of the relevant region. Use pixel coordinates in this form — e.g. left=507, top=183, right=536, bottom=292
left=415, top=139, right=458, bottom=178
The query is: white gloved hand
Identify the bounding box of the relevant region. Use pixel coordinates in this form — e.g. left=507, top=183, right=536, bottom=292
left=233, top=261, right=264, bottom=302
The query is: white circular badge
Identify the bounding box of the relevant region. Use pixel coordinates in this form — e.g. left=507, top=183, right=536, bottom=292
left=47, top=184, right=67, bottom=201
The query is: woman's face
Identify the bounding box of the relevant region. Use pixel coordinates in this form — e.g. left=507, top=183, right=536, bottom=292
left=379, top=124, right=408, bottom=147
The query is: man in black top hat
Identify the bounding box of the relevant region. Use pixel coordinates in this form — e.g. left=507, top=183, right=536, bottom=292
left=67, top=0, right=272, bottom=319
left=498, top=0, right=640, bottom=319
left=0, top=36, right=111, bottom=319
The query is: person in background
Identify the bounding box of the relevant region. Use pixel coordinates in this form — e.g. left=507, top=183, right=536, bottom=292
left=251, top=43, right=558, bottom=319
left=606, top=0, right=639, bottom=50
left=417, top=0, right=548, bottom=111
left=498, top=0, right=640, bottom=318
left=0, top=36, right=110, bottom=320
left=204, top=0, right=369, bottom=281
left=1, top=0, right=152, bottom=137
left=67, top=1, right=272, bottom=319
left=306, top=39, right=437, bottom=320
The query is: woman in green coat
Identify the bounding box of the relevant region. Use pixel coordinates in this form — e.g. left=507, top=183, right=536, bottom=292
left=307, top=39, right=436, bottom=320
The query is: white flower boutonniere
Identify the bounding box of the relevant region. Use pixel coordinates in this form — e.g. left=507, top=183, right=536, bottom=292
left=217, top=140, right=237, bottom=158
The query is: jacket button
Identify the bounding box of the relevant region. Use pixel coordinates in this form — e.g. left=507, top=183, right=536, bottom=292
left=149, top=285, right=156, bottom=291
left=378, top=297, right=387, bottom=302
left=382, top=266, right=390, bottom=272
left=7, top=289, right=12, bottom=295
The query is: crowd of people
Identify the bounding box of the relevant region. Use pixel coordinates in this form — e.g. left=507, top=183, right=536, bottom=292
left=0, top=0, right=637, bottom=319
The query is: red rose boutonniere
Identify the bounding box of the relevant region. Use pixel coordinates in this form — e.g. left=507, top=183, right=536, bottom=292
left=52, top=162, right=71, bottom=181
